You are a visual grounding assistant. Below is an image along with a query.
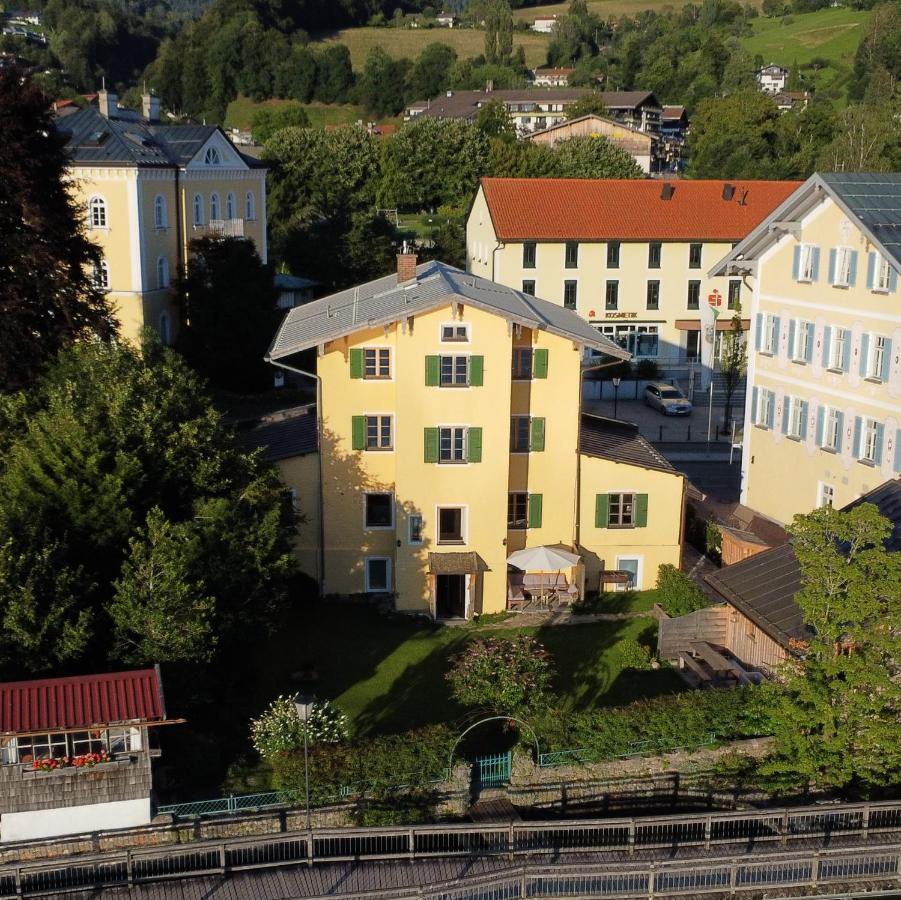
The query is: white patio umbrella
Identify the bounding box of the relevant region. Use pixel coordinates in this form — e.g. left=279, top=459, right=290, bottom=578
left=506, top=546, right=581, bottom=603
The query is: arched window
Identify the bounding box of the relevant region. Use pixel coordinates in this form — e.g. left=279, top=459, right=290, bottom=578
left=156, top=256, right=169, bottom=289
left=154, top=195, right=167, bottom=229
left=209, top=192, right=220, bottom=222
left=204, top=146, right=220, bottom=165
left=193, top=193, right=203, bottom=226
left=88, top=196, right=107, bottom=229
left=92, top=259, right=109, bottom=289
left=159, top=311, right=171, bottom=346
left=245, top=190, right=255, bottom=222
left=226, top=192, right=236, bottom=220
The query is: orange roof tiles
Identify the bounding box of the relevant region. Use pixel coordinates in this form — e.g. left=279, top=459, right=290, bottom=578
left=480, top=177, right=801, bottom=242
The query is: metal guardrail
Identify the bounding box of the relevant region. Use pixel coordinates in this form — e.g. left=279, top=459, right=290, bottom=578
left=156, top=768, right=453, bottom=819
left=1, top=801, right=899, bottom=896
left=538, top=734, right=717, bottom=768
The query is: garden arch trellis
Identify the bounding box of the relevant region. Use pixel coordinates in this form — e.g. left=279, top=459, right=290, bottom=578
left=447, top=715, right=540, bottom=772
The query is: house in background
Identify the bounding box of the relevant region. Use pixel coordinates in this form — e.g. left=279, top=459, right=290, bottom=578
left=0, top=667, right=171, bottom=842
left=660, top=478, right=900, bottom=683
left=531, top=16, right=559, bottom=32
left=275, top=273, right=319, bottom=310
left=528, top=114, right=656, bottom=174
left=757, top=64, right=790, bottom=94
left=56, top=90, right=268, bottom=347
left=532, top=67, right=574, bottom=87
left=466, top=177, right=800, bottom=393
left=712, top=172, right=901, bottom=524
left=265, top=255, right=686, bottom=617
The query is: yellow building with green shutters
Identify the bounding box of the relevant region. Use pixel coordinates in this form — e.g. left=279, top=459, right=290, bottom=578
left=266, top=256, right=687, bottom=618
left=57, top=90, right=268, bottom=345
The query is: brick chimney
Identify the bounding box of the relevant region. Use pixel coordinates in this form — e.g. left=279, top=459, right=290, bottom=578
left=396, top=244, right=418, bottom=285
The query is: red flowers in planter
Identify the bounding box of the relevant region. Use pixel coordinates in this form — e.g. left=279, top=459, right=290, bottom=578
left=31, top=751, right=110, bottom=771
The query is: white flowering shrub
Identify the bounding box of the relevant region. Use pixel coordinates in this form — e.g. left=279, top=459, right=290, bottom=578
left=250, top=696, right=349, bottom=759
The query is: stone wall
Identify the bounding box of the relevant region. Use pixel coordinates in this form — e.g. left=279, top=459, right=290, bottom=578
left=0, top=753, right=152, bottom=815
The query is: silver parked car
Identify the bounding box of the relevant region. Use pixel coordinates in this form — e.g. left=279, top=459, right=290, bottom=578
left=644, top=382, right=693, bottom=416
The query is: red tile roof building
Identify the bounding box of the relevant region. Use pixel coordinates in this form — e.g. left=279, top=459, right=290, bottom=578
left=0, top=667, right=165, bottom=735
left=478, top=178, right=801, bottom=243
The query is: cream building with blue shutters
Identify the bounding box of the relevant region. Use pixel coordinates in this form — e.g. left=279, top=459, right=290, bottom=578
left=713, top=173, right=901, bottom=525
left=266, top=256, right=687, bottom=617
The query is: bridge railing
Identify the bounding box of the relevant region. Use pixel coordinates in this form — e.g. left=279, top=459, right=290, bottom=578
left=0, top=800, right=899, bottom=896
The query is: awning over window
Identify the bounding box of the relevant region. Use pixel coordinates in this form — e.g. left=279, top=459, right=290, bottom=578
left=674, top=319, right=750, bottom=332
left=428, top=552, right=490, bottom=575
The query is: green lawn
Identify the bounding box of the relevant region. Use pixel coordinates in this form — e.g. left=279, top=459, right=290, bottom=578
left=257, top=598, right=681, bottom=738
left=741, top=7, right=870, bottom=96
left=224, top=97, right=380, bottom=132
left=316, top=26, right=550, bottom=69
left=511, top=0, right=762, bottom=21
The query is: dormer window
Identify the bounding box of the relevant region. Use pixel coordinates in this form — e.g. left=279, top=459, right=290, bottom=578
left=204, top=147, right=220, bottom=165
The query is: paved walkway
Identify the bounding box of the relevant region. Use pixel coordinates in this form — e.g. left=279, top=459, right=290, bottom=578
left=584, top=398, right=742, bottom=445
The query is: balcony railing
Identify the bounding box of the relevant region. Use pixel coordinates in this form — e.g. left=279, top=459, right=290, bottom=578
left=195, top=218, right=245, bottom=237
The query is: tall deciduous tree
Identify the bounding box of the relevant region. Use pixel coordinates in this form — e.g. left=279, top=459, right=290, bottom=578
left=182, top=237, right=280, bottom=392
left=0, top=339, right=297, bottom=675
left=764, top=504, right=901, bottom=790
left=0, top=66, right=116, bottom=392
left=358, top=46, right=408, bottom=118
left=550, top=136, right=645, bottom=178
left=719, top=308, right=747, bottom=433
left=483, top=0, right=514, bottom=66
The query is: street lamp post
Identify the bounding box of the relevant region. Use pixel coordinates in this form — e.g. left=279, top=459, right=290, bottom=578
left=612, top=376, right=622, bottom=419
left=293, top=693, right=316, bottom=834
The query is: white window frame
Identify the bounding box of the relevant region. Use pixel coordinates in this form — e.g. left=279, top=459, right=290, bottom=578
left=209, top=192, right=220, bottom=221
left=817, top=482, right=835, bottom=509
left=226, top=192, right=236, bottom=220
left=204, top=146, right=221, bottom=165
left=154, top=195, right=167, bottom=229
left=788, top=397, right=804, bottom=439
left=193, top=193, right=204, bottom=226
left=828, top=328, right=847, bottom=371
left=93, top=259, right=110, bottom=289
left=793, top=321, right=811, bottom=362
left=408, top=514, right=424, bottom=545
left=833, top=247, right=853, bottom=287
left=88, top=196, right=107, bottom=229
left=364, top=557, right=392, bottom=592
left=364, top=414, right=393, bottom=451
left=614, top=555, right=643, bottom=592
left=763, top=314, right=778, bottom=354
left=799, top=244, right=816, bottom=282
left=755, top=388, right=774, bottom=427
left=107, top=726, right=142, bottom=753
left=861, top=419, right=879, bottom=463
left=363, top=347, right=391, bottom=379
left=156, top=256, right=169, bottom=289
left=245, top=191, right=256, bottom=222
left=363, top=492, right=394, bottom=530
left=436, top=505, right=466, bottom=545
left=440, top=323, right=470, bottom=343
left=439, top=354, right=470, bottom=388
left=866, top=335, right=887, bottom=381
left=874, top=256, right=891, bottom=292
left=825, top=407, right=841, bottom=451
left=438, top=425, right=467, bottom=464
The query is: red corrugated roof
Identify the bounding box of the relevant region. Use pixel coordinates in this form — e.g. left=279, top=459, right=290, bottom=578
left=0, top=668, right=165, bottom=734
left=480, top=178, right=801, bottom=242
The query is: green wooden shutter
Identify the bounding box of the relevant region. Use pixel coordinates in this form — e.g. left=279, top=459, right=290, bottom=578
left=528, top=493, right=543, bottom=528
left=467, top=427, right=482, bottom=463
left=530, top=417, right=545, bottom=451
left=425, top=355, right=439, bottom=386
left=634, top=494, right=648, bottom=528
left=594, top=494, right=609, bottom=528
left=349, top=349, right=364, bottom=379
left=352, top=416, right=366, bottom=450
left=424, top=427, right=439, bottom=463
left=533, top=348, right=549, bottom=379
left=469, top=355, right=484, bottom=386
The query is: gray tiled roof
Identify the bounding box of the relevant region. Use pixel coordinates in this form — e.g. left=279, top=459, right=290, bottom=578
left=706, top=477, right=901, bottom=647
left=267, top=261, right=630, bottom=360
left=578, top=414, right=676, bottom=472
left=234, top=406, right=317, bottom=462
left=57, top=106, right=266, bottom=169
left=820, top=172, right=901, bottom=268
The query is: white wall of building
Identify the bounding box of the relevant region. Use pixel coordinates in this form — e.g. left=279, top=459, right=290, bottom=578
left=1, top=798, right=151, bottom=842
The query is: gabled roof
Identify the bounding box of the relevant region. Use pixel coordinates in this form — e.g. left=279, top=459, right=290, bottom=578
left=267, top=260, right=630, bottom=361
left=479, top=178, right=801, bottom=242
left=0, top=668, right=166, bottom=735
left=578, top=414, right=677, bottom=473
left=706, top=478, right=901, bottom=648
left=235, top=406, right=318, bottom=462
left=710, top=172, right=901, bottom=275
left=57, top=106, right=265, bottom=169
left=528, top=114, right=653, bottom=145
